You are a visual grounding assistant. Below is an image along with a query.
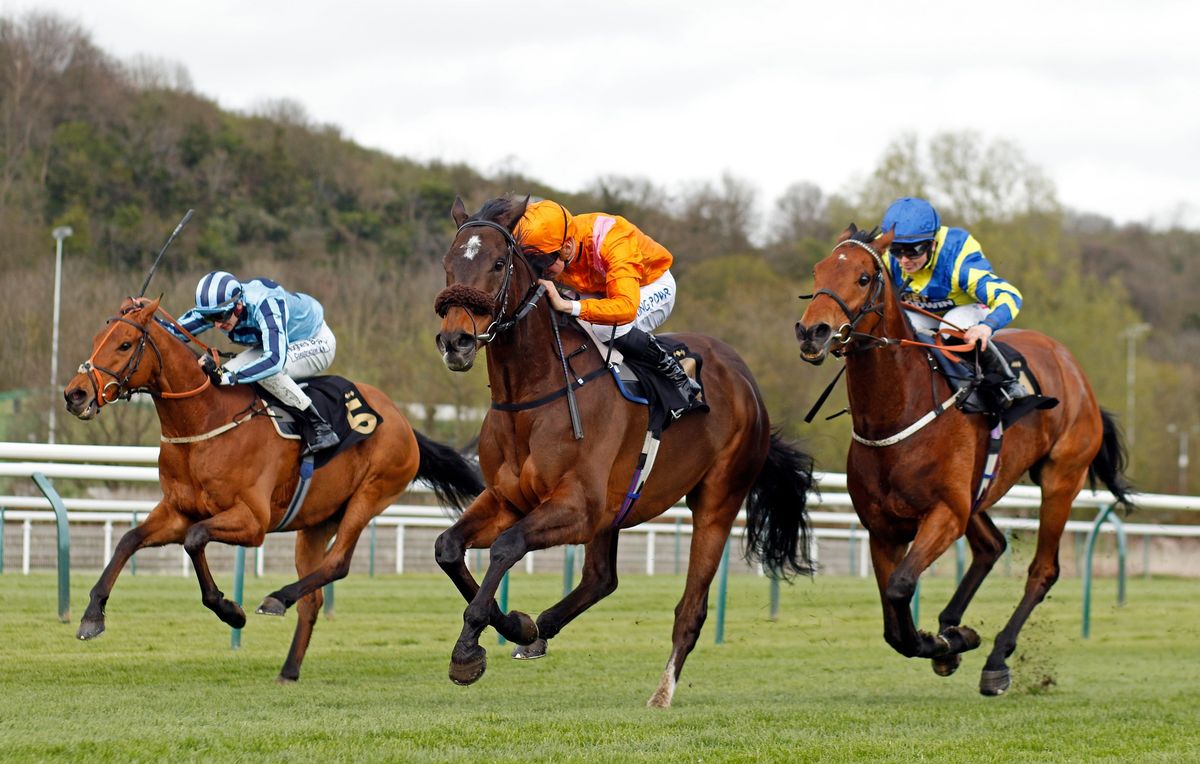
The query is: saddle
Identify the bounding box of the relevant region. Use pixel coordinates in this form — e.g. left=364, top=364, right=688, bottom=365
left=572, top=318, right=708, bottom=434
left=925, top=336, right=1058, bottom=427
left=256, top=376, right=384, bottom=470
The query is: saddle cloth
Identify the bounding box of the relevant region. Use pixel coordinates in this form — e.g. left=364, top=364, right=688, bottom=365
left=926, top=337, right=1058, bottom=426
left=257, top=376, right=384, bottom=470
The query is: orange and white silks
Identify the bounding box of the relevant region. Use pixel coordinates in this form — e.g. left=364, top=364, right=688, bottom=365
left=560, top=213, right=674, bottom=326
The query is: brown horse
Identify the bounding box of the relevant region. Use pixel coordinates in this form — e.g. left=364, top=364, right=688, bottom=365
left=432, top=196, right=815, bottom=707
left=795, top=225, right=1133, bottom=695
left=63, top=297, right=483, bottom=682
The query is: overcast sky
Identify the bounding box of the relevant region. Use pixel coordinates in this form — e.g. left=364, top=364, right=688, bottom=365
left=6, top=0, right=1199, bottom=229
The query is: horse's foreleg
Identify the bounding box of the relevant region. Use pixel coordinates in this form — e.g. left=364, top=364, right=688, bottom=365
left=980, top=475, right=1079, bottom=695
left=183, top=501, right=267, bottom=629
left=648, top=509, right=739, bottom=709
left=449, top=496, right=588, bottom=686
left=78, top=503, right=188, bottom=640
left=434, top=492, right=533, bottom=647
left=931, top=511, right=1006, bottom=677
left=513, top=529, right=621, bottom=660
left=879, top=504, right=976, bottom=660
left=276, top=521, right=337, bottom=684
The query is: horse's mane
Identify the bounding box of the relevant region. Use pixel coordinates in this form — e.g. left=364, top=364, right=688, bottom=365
left=848, top=225, right=881, bottom=245
left=471, top=196, right=519, bottom=224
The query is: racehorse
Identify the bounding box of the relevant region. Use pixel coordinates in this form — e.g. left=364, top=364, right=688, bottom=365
left=433, top=196, right=816, bottom=708
left=794, top=225, right=1133, bottom=695
left=63, top=296, right=483, bottom=682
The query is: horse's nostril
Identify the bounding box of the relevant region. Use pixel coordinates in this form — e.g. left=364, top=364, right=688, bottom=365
left=811, top=324, right=832, bottom=343
left=453, top=334, right=475, bottom=351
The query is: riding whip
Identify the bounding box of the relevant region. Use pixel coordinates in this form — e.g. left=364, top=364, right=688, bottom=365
left=138, top=209, right=195, bottom=298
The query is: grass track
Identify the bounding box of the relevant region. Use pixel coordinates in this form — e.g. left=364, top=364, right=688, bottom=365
left=1, top=571, right=1198, bottom=762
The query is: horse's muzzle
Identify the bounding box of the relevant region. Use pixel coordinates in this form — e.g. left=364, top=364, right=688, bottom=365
left=435, top=329, right=479, bottom=372
left=64, top=382, right=98, bottom=420
left=795, top=321, right=832, bottom=364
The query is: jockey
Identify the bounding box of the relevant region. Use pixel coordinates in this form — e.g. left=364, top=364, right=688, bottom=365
left=879, top=197, right=1029, bottom=407
left=520, top=198, right=701, bottom=417
left=165, top=271, right=340, bottom=455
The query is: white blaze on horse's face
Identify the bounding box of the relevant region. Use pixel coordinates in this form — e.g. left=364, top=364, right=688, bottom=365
left=461, top=235, right=482, bottom=261
left=837, top=253, right=847, bottom=262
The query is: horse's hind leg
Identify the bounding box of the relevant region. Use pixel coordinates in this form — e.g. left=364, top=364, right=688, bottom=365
left=931, top=511, right=1006, bottom=677
left=648, top=482, right=744, bottom=709
left=277, top=521, right=337, bottom=684
left=512, top=529, right=621, bottom=660
left=183, top=501, right=267, bottom=628
left=77, top=503, right=188, bottom=640
left=980, top=470, right=1082, bottom=695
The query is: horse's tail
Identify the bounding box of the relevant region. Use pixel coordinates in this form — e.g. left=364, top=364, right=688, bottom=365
left=1089, top=409, right=1136, bottom=510
left=414, top=429, right=485, bottom=515
left=743, top=431, right=817, bottom=579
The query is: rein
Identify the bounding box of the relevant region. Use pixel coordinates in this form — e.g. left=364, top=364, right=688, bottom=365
left=80, top=304, right=221, bottom=411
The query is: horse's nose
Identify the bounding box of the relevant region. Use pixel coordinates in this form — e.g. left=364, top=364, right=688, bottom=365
left=796, top=321, right=832, bottom=358
left=64, top=386, right=89, bottom=414
left=435, top=329, right=477, bottom=355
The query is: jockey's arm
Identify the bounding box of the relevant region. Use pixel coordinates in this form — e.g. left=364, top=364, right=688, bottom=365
left=158, top=310, right=209, bottom=342
left=225, top=297, right=290, bottom=383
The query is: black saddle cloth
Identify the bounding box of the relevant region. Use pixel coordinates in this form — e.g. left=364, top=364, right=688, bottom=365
left=254, top=376, right=383, bottom=469
left=618, top=336, right=709, bottom=435
left=927, top=339, right=1058, bottom=426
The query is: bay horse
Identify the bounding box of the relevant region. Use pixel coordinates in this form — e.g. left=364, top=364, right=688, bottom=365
left=794, top=225, right=1133, bottom=695
left=63, top=296, right=483, bottom=682
left=433, top=196, right=815, bottom=708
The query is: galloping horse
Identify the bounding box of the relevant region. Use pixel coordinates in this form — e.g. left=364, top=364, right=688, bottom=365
left=795, top=226, right=1133, bottom=695
left=64, top=297, right=483, bottom=682
left=433, top=196, right=815, bottom=707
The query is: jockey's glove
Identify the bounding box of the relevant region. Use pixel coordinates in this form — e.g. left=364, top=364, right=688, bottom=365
left=217, top=370, right=238, bottom=386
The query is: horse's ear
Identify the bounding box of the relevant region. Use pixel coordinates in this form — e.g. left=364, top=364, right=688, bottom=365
left=875, top=228, right=895, bottom=251
left=500, top=195, right=529, bottom=233
left=836, top=223, right=857, bottom=244
left=451, top=196, right=469, bottom=227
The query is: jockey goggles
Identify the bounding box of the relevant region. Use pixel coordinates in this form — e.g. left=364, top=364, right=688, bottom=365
left=890, top=240, right=933, bottom=260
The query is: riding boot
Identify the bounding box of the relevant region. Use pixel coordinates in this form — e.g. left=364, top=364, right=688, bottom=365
left=615, top=328, right=701, bottom=418
left=980, top=343, right=1029, bottom=409
left=302, top=404, right=341, bottom=457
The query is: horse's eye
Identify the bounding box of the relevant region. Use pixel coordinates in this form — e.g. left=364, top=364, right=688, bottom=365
left=493, top=258, right=505, bottom=272
left=118, top=341, right=133, bottom=351
left=858, top=273, right=871, bottom=287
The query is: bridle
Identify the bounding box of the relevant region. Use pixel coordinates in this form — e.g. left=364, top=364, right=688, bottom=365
left=78, top=306, right=213, bottom=410
left=803, top=238, right=890, bottom=354
left=436, top=219, right=546, bottom=344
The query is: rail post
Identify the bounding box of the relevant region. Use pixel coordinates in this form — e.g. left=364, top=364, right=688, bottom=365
left=769, top=573, right=780, bottom=621
left=497, top=571, right=510, bottom=645
left=674, top=518, right=682, bottom=575
left=0, top=505, right=6, bottom=573
left=1081, top=503, right=1128, bottom=638
left=231, top=546, right=245, bottom=649
left=955, top=537, right=966, bottom=584
left=714, top=537, right=731, bottom=645
left=563, top=545, right=576, bottom=596
left=369, top=518, right=377, bottom=578
left=31, top=473, right=70, bottom=623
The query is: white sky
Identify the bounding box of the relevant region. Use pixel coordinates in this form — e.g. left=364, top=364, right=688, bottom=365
left=6, top=0, right=1200, bottom=229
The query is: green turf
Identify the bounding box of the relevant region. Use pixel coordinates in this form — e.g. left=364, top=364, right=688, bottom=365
left=1, top=571, right=1197, bottom=762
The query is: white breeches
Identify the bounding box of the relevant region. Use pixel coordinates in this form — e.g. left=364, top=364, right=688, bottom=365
left=906, top=303, right=990, bottom=338
left=577, top=270, right=678, bottom=342
left=225, top=323, right=336, bottom=410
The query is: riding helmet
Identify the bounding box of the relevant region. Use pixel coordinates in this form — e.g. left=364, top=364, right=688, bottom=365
left=881, top=197, right=941, bottom=243
left=194, top=271, right=243, bottom=315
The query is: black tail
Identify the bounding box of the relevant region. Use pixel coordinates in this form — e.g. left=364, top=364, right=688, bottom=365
left=744, top=431, right=817, bottom=578
left=1089, top=409, right=1135, bottom=510
left=414, top=430, right=485, bottom=515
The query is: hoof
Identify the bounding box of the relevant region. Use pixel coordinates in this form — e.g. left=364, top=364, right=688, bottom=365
left=511, top=638, right=548, bottom=660
left=256, top=596, right=287, bottom=616
left=509, top=610, right=539, bottom=646
left=449, top=645, right=487, bottom=686
left=950, top=625, right=982, bottom=652
left=218, top=601, right=247, bottom=629
left=275, top=674, right=298, bottom=685
left=77, top=618, right=105, bottom=641
left=932, top=653, right=961, bottom=677
left=980, top=667, right=1011, bottom=696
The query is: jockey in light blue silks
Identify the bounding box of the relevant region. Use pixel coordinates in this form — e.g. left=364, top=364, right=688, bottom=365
left=878, top=197, right=1029, bottom=408
left=165, top=271, right=340, bottom=455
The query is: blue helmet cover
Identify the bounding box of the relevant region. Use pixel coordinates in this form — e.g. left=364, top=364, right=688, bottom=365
left=881, top=197, right=941, bottom=243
